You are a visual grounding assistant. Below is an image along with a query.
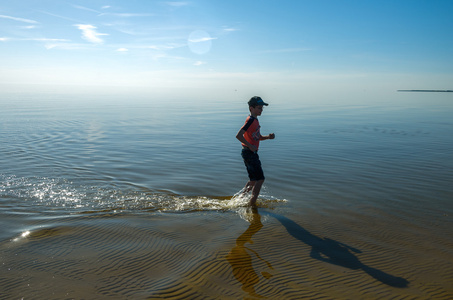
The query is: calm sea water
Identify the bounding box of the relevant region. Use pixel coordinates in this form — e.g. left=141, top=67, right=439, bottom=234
left=1, top=91, right=452, bottom=299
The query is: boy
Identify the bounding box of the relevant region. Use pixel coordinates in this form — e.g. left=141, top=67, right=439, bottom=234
left=236, top=96, right=275, bottom=206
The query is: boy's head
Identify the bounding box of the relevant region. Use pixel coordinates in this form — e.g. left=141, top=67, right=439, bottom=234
left=248, top=96, right=268, bottom=117
left=248, top=96, right=268, bottom=108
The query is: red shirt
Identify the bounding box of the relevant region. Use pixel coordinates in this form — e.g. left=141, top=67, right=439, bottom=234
left=241, top=116, right=261, bottom=149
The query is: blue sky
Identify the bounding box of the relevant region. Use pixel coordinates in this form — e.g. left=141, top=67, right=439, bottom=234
left=1, top=0, right=452, bottom=101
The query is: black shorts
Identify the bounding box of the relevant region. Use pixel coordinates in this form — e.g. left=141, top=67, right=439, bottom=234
left=241, top=148, right=265, bottom=181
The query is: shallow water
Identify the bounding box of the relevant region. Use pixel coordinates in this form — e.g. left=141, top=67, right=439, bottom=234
left=1, top=91, right=452, bottom=299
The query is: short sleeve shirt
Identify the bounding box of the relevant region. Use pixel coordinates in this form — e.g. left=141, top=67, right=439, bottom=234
left=241, top=116, right=261, bottom=149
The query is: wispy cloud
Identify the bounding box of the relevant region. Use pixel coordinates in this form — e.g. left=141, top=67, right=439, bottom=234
left=148, top=44, right=183, bottom=50
left=1, top=37, right=73, bottom=50
left=28, top=38, right=69, bottom=42
left=20, top=25, right=37, bottom=29
left=73, top=4, right=153, bottom=18
left=103, top=13, right=155, bottom=18
left=72, top=5, right=101, bottom=14
left=0, top=37, right=69, bottom=42
left=165, top=2, right=190, bottom=7
left=44, top=42, right=90, bottom=50
left=0, top=14, right=39, bottom=24
left=38, top=10, right=81, bottom=23
left=193, top=61, right=206, bottom=66
left=188, top=36, right=217, bottom=43
left=223, top=27, right=239, bottom=32
left=75, top=24, right=108, bottom=44
left=116, top=48, right=129, bottom=52
left=259, top=48, right=311, bottom=54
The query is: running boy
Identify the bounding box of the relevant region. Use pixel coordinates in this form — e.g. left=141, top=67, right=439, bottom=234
left=236, top=96, right=275, bottom=206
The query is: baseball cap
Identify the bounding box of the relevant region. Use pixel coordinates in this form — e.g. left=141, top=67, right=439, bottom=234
left=248, top=96, right=269, bottom=106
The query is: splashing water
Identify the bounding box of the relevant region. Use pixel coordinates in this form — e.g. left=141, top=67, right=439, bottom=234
left=1, top=175, right=287, bottom=214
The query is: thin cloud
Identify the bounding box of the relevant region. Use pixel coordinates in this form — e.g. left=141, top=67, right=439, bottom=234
left=259, top=48, right=311, bottom=54
left=2, top=37, right=73, bottom=50
left=188, top=36, right=217, bottom=43
left=72, top=5, right=101, bottom=14
left=193, top=61, right=206, bottom=66
left=38, top=10, right=81, bottom=23
left=44, top=42, right=90, bottom=50
left=73, top=4, right=153, bottom=18
left=20, top=25, right=37, bottom=29
left=28, top=38, right=69, bottom=42
left=165, top=2, right=190, bottom=7
left=0, top=14, right=39, bottom=24
left=75, top=24, right=108, bottom=44
left=102, top=13, right=156, bottom=17
left=223, top=27, right=239, bottom=32
left=0, top=37, right=69, bottom=42
left=116, top=48, right=129, bottom=52
left=148, top=44, right=182, bottom=50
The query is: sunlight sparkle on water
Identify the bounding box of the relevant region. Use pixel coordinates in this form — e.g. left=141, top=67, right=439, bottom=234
left=12, top=230, right=31, bottom=242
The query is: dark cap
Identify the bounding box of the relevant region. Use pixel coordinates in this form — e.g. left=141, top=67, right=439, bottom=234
left=248, top=96, right=268, bottom=106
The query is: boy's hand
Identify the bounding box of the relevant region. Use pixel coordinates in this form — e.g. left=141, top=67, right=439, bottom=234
left=268, top=133, right=275, bottom=139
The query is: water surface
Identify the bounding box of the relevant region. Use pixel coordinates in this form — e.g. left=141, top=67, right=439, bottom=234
left=1, top=91, right=452, bottom=299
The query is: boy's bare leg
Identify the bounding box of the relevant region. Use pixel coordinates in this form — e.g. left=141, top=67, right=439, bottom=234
left=242, top=181, right=255, bottom=194
left=249, top=180, right=264, bottom=206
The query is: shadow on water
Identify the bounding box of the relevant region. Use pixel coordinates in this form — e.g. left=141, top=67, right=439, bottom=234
left=226, top=209, right=408, bottom=298
left=265, top=211, right=409, bottom=288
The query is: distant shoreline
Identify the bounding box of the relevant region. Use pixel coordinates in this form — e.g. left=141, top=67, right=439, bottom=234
left=398, top=90, right=453, bottom=93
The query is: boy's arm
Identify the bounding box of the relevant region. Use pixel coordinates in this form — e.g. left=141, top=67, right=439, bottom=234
left=236, top=129, right=257, bottom=152
left=260, top=133, right=275, bottom=140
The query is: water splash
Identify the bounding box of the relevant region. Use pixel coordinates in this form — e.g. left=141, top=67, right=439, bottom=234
left=1, top=175, right=287, bottom=214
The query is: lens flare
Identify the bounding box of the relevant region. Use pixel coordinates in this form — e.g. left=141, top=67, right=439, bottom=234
left=188, top=30, right=215, bottom=55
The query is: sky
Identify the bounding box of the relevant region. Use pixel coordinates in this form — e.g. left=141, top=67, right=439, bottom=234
left=1, top=0, right=453, bottom=101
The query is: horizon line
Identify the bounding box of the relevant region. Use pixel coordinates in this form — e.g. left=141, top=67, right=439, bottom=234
left=398, top=90, right=453, bottom=93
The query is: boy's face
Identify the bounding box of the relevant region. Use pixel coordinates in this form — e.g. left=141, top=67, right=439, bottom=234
left=250, top=105, right=263, bottom=116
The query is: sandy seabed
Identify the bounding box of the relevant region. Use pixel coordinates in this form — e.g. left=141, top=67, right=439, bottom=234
left=1, top=200, right=452, bottom=300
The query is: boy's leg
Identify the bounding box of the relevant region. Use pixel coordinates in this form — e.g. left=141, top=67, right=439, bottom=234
left=241, top=149, right=265, bottom=205
left=242, top=181, right=255, bottom=194
left=249, top=180, right=264, bottom=206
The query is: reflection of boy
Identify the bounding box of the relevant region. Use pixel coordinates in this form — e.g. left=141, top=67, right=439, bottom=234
left=226, top=208, right=273, bottom=297
left=236, top=96, right=275, bottom=206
